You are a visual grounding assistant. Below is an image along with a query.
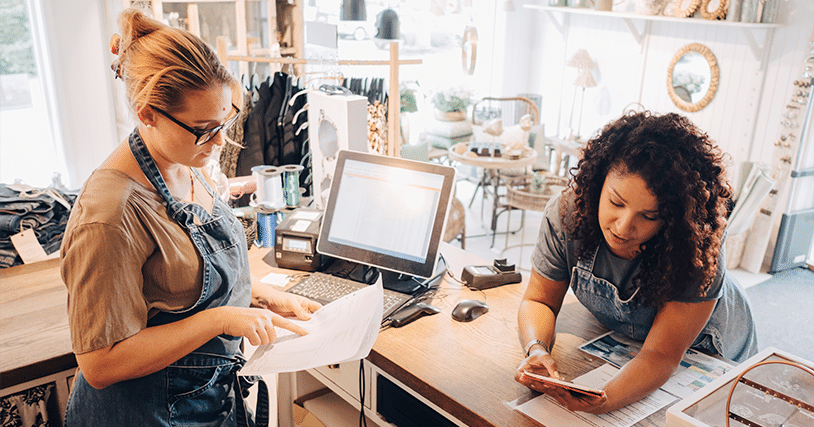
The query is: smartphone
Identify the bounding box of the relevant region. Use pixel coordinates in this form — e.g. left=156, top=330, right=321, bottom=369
left=522, top=371, right=605, bottom=398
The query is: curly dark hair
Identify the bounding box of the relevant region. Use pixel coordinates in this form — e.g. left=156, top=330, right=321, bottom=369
left=564, top=111, right=731, bottom=308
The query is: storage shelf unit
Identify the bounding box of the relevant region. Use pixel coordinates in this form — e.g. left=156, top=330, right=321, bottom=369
left=523, top=4, right=780, bottom=60
left=124, top=0, right=303, bottom=74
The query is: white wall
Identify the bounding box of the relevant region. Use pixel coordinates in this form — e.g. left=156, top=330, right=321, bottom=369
left=498, top=0, right=813, bottom=271
left=502, top=0, right=813, bottom=181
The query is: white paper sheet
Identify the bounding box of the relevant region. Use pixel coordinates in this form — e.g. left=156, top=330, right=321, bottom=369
left=516, top=364, right=677, bottom=427
left=240, top=280, right=383, bottom=375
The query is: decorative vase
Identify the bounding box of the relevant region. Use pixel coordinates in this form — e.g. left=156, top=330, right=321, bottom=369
left=635, top=0, right=667, bottom=15
left=529, top=173, right=549, bottom=195
left=726, top=0, right=742, bottom=21
left=434, top=109, right=467, bottom=122
left=740, top=0, right=758, bottom=22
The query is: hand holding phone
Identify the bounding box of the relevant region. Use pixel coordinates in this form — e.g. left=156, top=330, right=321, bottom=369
left=522, top=371, right=605, bottom=398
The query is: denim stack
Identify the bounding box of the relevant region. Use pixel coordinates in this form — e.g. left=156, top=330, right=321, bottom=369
left=0, top=183, right=77, bottom=268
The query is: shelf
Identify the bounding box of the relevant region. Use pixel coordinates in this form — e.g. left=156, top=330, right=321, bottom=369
left=524, top=4, right=780, bottom=59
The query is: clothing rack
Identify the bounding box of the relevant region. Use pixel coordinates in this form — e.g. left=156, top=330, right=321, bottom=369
left=216, top=38, right=421, bottom=157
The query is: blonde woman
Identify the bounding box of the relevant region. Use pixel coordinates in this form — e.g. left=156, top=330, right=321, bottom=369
left=60, top=8, right=320, bottom=426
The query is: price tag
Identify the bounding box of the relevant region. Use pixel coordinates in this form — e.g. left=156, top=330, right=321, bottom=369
left=10, top=229, right=49, bottom=264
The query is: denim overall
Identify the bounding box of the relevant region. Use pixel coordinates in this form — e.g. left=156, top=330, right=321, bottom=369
left=65, top=130, right=268, bottom=427
left=570, top=246, right=758, bottom=363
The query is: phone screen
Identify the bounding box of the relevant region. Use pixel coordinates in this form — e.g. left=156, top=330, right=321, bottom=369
left=522, top=371, right=604, bottom=397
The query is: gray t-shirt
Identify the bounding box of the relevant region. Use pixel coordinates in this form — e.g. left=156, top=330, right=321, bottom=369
left=531, top=192, right=724, bottom=302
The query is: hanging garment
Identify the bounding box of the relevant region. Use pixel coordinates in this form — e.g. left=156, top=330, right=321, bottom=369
left=262, top=72, right=288, bottom=167
left=236, top=78, right=272, bottom=178
left=220, top=88, right=253, bottom=179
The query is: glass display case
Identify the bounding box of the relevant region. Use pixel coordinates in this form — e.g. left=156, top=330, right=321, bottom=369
left=667, top=348, right=814, bottom=427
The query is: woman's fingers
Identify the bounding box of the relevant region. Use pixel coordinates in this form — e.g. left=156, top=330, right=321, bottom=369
left=272, top=315, right=309, bottom=336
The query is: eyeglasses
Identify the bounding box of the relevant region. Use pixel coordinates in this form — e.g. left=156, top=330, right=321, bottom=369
left=152, top=104, right=240, bottom=145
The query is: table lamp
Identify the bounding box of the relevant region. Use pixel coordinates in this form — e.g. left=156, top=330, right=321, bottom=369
left=340, top=0, right=366, bottom=21
left=566, top=49, right=596, bottom=141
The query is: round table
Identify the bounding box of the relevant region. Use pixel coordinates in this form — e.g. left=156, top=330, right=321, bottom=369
left=447, top=143, right=537, bottom=247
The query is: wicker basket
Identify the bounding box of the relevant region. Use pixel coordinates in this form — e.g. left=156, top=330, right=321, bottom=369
left=237, top=216, right=257, bottom=249
left=506, top=174, right=569, bottom=212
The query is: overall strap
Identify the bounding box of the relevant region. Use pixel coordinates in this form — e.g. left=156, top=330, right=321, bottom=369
left=127, top=129, right=211, bottom=223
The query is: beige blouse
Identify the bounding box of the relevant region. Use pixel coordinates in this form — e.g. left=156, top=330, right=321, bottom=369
left=61, top=169, right=203, bottom=354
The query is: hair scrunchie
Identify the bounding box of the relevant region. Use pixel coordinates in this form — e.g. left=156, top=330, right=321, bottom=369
left=109, top=33, right=123, bottom=79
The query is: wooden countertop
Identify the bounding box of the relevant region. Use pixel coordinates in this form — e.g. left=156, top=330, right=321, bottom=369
left=368, top=243, right=609, bottom=427
left=2, top=245, right=615, bottom=426
left=0, top=258, right=76, bottom=389
left=249, top=243, right=612, bottom=427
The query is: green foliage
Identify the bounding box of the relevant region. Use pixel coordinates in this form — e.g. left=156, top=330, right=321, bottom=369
left=400, top=88, right=418, bottom=113
left=0, top=0, right=37, bottom=76
left=431, top=86, right=472, bottom=113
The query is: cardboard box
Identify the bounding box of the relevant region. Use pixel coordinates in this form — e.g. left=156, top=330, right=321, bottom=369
left=666, top=347, right=814, bottom=427
left=293, top=389, right=331, bottom=427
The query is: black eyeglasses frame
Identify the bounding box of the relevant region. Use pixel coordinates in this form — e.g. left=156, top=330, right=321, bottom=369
left=152, top=104, right=240, bottom=146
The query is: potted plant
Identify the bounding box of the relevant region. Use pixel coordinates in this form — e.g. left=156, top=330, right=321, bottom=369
left=431, top=86, right=472, bottom=121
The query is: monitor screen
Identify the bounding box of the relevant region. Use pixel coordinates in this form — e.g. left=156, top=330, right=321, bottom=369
left=316, top=150, right=456, bottom=290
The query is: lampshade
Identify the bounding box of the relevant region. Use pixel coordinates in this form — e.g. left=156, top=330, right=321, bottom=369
left=567, top=49, right=596, bottom=70
left=340, top=0, right=366, bottom=21
left=573, top=69, right=597, bottom=88
left=375, top=8, right=399, bottom=40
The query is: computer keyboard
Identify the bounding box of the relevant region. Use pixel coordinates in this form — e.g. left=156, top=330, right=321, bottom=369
left=286, top=272, right=411, bottom=320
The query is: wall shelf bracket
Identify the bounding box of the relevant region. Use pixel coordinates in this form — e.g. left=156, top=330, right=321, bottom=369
left=742, top=27, right=773, bottom=64
left=543, top=9, right=569, bottom=37
left=622, top=18, right=649, bottom=50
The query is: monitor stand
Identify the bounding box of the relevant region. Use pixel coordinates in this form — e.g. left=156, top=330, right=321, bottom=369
left=380, top=270, right=423, bottom=294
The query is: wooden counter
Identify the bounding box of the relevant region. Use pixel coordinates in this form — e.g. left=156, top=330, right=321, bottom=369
left=0, top=257, right=75, bottom=389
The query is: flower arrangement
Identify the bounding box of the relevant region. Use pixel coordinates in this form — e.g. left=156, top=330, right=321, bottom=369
left=431, top=86, right=473, bottom=113
left=672, top=72, right=706, bottom=95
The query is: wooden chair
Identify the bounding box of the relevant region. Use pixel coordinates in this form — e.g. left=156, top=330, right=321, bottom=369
left=443, top=196, right=466, bottom=249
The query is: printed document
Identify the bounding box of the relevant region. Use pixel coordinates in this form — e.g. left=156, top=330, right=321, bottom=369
left=579, top=332, right=734, bottom=398
left=240, top=280, right=383, bottom=375
left=516, top=364, right=676, bottom=427
left=514, top=332, right=734, bottom=426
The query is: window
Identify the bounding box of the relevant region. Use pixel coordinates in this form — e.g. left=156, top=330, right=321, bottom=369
left=0, top=0, right=66, bottom=188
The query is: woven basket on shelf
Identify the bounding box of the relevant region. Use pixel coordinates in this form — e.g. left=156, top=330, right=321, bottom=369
left=237, top=216, right=257, bottom=249
left=506, top=174, right=569, bottom=212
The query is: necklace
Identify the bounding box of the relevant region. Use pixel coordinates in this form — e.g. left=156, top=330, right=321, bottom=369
left=188, top=167, right=195, bottom=203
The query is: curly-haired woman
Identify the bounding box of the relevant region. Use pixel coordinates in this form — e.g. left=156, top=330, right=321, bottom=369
left=515, top=111, right=757, bottom=413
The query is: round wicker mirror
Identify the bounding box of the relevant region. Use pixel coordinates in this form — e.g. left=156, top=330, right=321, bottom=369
left=672, top=0, right=702, bottom=18
left=667, top=43, right=719, bottom=112
left=700, top=0, right=727, bottom=19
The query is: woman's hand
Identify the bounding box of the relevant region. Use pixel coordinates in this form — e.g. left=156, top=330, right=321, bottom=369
left=252, top=283, right=322, bottom=321
left=214, top=306, right=310, bottom=346
left=515, top=350, right=560, bottom=392
left=540, top=384, right=608, bottom=414
left=516, top=352, right=609, bottom=413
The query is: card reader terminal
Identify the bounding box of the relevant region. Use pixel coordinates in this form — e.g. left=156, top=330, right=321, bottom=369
left=460, top=258, right=522, bottom=290
left=274, top=208, right=326, bottom=271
